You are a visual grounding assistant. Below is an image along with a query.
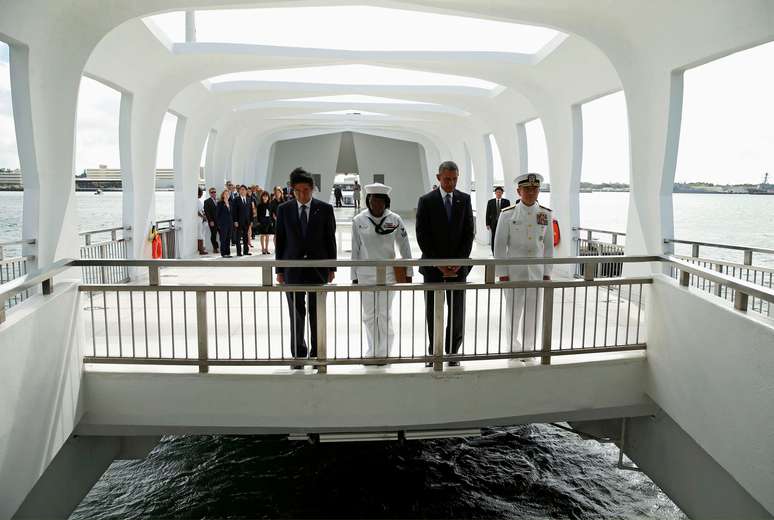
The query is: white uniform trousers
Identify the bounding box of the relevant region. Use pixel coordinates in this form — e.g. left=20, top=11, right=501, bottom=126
left=362, top=290, right=395, bottom=358
left=504, top=286, right=543, bottom=352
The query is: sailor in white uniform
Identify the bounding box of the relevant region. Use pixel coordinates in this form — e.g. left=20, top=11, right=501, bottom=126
left=493, top=173, right=554, bottom=354
left=351, top=183, right=413, bottom=360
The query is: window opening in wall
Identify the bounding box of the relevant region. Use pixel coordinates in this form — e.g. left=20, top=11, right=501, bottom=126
left=524, top=118, right=550, bottom=206
left=0, top=41, right=22, bottom=248
left=74, top=76, right=122, bottom=231
left=673, top=40, right=774, bottom=261
left=579, top=91, right=630, bottom=233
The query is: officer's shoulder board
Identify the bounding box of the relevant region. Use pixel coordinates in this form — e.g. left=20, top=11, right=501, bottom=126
left=501, top=200, right=521, bottom=212
left=539, top=204, right=552, bottom=212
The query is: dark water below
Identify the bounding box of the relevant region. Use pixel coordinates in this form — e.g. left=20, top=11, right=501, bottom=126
left=70, top=424, right=685, bottom=519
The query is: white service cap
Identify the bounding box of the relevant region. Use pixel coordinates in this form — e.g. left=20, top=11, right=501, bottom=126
left=365, top=182, right=392, bottom=195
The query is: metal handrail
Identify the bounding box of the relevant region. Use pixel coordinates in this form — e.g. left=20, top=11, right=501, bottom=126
left=665, top=238, right=774, bottom=256
left=673, top=254, right=774, bottom=274
left=78, top=226, right=128, bottom=237
left=0, top=258, right=73, bottom=317
left=664, top=255, right=774, bottom=307
left=0, top=255, right=35, bottom=266
left=575, top=227, right=627, bottom=237
left=0, top=238, right=36, bottom=248
left=70, top=255, right=662, bottom=269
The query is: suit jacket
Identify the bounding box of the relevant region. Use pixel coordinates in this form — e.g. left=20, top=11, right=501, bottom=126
left=275, top=198, right=337, bottom=284
left=231, top=196, right=253, bottom=226
left=215, top=200, right=232, bottom=231
left=415, top=189, right=475, bottom=280
left=485, top=197, right=511, bottom=228
left=204, top=197, right=217, bottom=223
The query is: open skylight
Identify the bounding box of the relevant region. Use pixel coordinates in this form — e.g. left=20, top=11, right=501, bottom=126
left=280, top=95, right=434, bottom=105
left=314, top=110, right=390, bottom=117
left=146, top=6, right=560, bottom=54
left=207, top=65, right=499, bottom=90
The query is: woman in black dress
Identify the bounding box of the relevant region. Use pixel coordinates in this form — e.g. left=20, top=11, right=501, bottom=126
left=215, top=189, right=232, bottom=258
left=255, top=190, right=275, bottom=254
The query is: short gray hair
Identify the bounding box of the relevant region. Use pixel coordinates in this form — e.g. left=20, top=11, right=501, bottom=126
left=438, top=160, right=459, bottom=174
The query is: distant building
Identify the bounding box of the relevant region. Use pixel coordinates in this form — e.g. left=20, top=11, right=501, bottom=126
left=75, top=166, right=205, bottom=190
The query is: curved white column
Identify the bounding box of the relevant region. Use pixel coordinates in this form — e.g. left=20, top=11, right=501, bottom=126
left=11, top=43, right=81, bottom=268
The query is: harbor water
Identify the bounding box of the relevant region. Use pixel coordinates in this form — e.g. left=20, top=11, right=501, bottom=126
left=2, top=191, right=772, bottom=518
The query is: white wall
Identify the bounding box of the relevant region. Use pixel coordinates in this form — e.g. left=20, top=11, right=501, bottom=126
left=645, top=276, right=774, bottom=515
left=351, top=132, right=425, bottom=212
left=268, top=133, right=341, bottom=198
left=0, top=283, right=85, bottom=519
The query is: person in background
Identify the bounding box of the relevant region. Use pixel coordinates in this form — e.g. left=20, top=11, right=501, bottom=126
left=334, top=185, right=343, bottom=207
left=203, top=187, right=219, bottom=254
left=197, top=187, right=208, bottom=255
left=226, top=181, right=239, bottom=246
left=232, top=185, right=253, bottom=256
left=271, top=186, right=285, bottom=251
left=352, top=180, right=362, bottom=210
left=494, top=173, right=553, bottom=359
left=216, top=190, right=232, bottom=258
left=486, top=186, right=510, bottom=254
left=275, top=167, right=337, bottom=370
left=351, top=183, right=413, bottom=362
left=255, top=190, right=275, bottom=254
left=415, top=160, right=475, bottom=367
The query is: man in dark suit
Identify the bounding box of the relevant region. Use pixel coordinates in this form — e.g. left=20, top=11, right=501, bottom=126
left=203, top=187, right=219, bottom=254
left=231, top=185, right=253, bottom=256
left=485, top=186, right=510, bottom=254
left=275, top=168, right=337, bottom=369
left=416, top=160, right=475, bottom=366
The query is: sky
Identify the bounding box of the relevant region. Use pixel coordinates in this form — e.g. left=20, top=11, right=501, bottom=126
left=1, top=37, right=772, bottom=183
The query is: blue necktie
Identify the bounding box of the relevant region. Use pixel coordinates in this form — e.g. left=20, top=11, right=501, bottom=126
left=300, top=204, right=308, bottom=237
left=445, top=194, right=452, bottom=222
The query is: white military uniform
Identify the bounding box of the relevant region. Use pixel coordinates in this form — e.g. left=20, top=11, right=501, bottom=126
left=493, top=174, right=554, bottom=353
left=351, top=184, right=413, bottom=358
left=197, top=197, right=208, bottom=241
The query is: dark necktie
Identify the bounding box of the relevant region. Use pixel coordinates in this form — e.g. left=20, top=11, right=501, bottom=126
left=300, top=204, right=308, bottom=237
left=445, top=194, right=452, bottom=222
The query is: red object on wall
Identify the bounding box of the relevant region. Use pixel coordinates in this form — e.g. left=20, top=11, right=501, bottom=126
left=152, top=235, right=163, bottom=259
left=553, top=219, right=561, bottom=247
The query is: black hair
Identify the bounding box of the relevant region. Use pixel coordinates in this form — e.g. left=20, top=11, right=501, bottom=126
left=365, top=193, right=391, bottom=211
left=494, top=186, right=504, bottom=193
left=289, top=167, right=315, bottom=188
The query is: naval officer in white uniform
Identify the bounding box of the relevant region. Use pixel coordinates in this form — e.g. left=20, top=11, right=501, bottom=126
left=351, top=183, right=413, bottom=360
left=493, top=173, right=554, bottom=354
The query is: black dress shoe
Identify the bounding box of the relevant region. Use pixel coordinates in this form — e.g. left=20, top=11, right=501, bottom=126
left=448, top=361, right=460, bottom=367
left=291, top=365, right=304, bottom=370
left=244, top=252, right=252, bottom=255
left=221, top=255, right=231, bottom=258
left=237, top=253, right=243, bottom=257
left=425, top=362, right=434, bottom=368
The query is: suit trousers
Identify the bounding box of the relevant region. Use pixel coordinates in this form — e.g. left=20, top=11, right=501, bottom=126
left=208, top=223, right=219, bottom=252
left=235, top=224, right=249, bottom=255
left=218, top=228, right=230, bottom=256
left=425, top=283, right=466, bottom=355
left=285, top=291, right=318, bottom=358
left=489, top=225, right=497, bottom=254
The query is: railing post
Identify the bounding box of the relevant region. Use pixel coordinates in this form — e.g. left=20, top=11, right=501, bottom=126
left=691, top=243, right=700, bottom=259
left=484, top=264, right=495, bottom=284
left=42, top=278, right=52, bottom=295
left=743, top=249, right=753, bottom=266
left=99, top=244, right=108, bottom=282
left=196, top=291, right=209, bottom=373
left=734, top=290, right=749, bottom=312
left=586, top=229, right=592, bottom=242
left=584, top=262, right=596, bottom=282
left=611, top=233, right=618, bottom=245
left=111, top=229, right=117, bottom=242
left=714, top=263, right=724, bottom=296
left=541, top=287, right=554, bottom=365
left=149, top=266, right=159, bottom=286
left=432, top=289, right=444, bottom=372
left=679, top=266, right=690, bottom=287
left=85, top=234, right=91, bottom=246
left=376, top=266, right=386, bottom=286
left=262, top=265, right=273, bottom=287
left=0, top=305, right=5, bottom=324
left=316, top=290, right=327, bottom=374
